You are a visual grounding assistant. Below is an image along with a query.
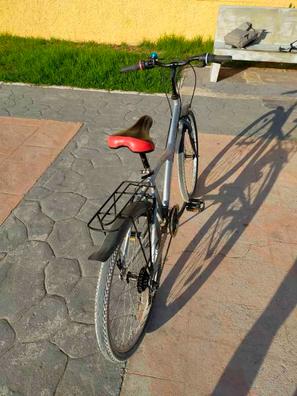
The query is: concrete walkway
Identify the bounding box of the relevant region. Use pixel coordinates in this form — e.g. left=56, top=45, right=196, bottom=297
left=0, top=66, right=296, bottom=395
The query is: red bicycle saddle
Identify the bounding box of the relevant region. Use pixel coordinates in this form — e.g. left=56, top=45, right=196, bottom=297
left=108, top=115, right=155, bottom=153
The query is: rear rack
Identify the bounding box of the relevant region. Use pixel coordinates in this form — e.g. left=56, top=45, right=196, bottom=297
left=87, top=180, right=152, bottom=233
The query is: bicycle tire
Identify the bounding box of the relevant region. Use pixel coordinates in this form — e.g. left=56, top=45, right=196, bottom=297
left=177, top=110, right=199, bottom=202
left=94, top=201, right=159, bottom=362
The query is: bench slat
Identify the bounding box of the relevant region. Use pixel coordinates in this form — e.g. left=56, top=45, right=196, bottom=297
left=215, top=48, right=297, bottom=63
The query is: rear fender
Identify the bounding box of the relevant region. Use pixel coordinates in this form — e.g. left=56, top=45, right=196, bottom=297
left=88, top=201, right=149, bottom=262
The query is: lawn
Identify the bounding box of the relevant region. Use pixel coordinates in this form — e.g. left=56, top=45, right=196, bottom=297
left=0, top=34, right=213, bottom=93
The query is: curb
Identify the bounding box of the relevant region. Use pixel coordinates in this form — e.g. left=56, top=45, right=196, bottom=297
left=0, top=81, right=165, bottom=97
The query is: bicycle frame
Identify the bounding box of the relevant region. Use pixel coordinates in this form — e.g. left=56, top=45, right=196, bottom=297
left=143, top=97, right=185, bottom=274
left=151, top=99, right=181, bottom=206
left=89, top=63, right=196, bottom=277
left=91, top=53, right=233, bottom=362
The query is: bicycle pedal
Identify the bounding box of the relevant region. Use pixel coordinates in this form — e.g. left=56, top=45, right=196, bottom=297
left=186, top=199, right=205, bottom=212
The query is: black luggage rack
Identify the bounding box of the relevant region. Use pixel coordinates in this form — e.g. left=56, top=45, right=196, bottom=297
left=87, top=180, right=152, bottom=234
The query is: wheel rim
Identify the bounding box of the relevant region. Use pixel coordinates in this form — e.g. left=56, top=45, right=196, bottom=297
left=107, top=216, right=151, bottom=354
left=183, top=125, right=198, bottom=196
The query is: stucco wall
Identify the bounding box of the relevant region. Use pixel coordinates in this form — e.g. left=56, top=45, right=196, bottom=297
left=0, top=0, right=296, bottom=44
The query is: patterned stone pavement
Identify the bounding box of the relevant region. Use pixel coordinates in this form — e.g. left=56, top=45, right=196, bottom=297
left=0, top=84, right=173, bottom=395
left=0, top=71, right=296, bottom=395
left=0, top=117, right=81, bottom=223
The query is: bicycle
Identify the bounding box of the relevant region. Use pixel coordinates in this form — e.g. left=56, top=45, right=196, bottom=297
left=88, top=52, right=232, bottom=362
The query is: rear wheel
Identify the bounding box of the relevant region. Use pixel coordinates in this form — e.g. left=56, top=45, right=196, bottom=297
left=95, top=203, right=158, bottom=362
left=177, top=110, right=199, bottom=202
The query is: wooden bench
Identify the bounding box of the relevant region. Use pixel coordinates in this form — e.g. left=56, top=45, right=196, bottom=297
left=211, top=5, right=297, bottom=82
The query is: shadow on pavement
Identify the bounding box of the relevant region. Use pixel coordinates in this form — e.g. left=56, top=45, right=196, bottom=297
left=212, top=258, right=297, bottom=395
left=283, top=90, right=297, bottom=95
left=147, top=102, right=297, bottom=393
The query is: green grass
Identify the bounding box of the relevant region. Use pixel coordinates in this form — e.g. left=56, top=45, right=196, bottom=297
left=0, top=34, right=213, bottom=93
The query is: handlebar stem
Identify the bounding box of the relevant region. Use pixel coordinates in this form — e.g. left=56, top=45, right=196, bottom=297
left=170, top=67, right=179, bottom=100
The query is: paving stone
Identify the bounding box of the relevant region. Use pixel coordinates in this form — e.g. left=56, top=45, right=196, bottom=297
left=71, top=158, right=94, bottom=175
left=77, top=183, right=112, bottom=200
left=72, top=146, right=123, bottom=169
left=0, top=319, right=15, bottom=356
left=24, top=186, right=51, bottom=201
left=57, top=109, right=84, bottom=122
left=75, top=130, right=107, bottom=151
left=55, top=151, right=75, bottom=171
left=34, top=164, right=59, bottom=186
left=0, top=381, right=23, bottom=396
left=47, top=218, right=93, bottom=258
left=45, top=257, right=81, bottom=297
left=79, top=166, right=121, bottom=187
left=121, top=373, right=185, bottom=396
left=0, top=341, right=67, bottom=396
left=0, top=256, right=10, bottom=285
left=72, top=146, right=102, bottom=162
left=14, top=295, right=68, bottom=343
left=0, top=241, right=53, bottom=322
left=75, top=199, right=102, bottom=223
left=185, top=337, right=297, bottom=396
left=66, top=277, right=97, bottom=324
left=40, top=191, right=86, bottom=221
left=78, top=254, right=101, bottom=278
left=0, top=193, right=22, bottom=224
left=0, top=215, right=27, bottom=252
left=13, top=201, right=54, bottom=241
left=43, top=168, right=83, bottom=193
left=51, top=322, right=98, bottom=358
left=24, top=120, right=81, bottom=149
left=55, top=353, right=122, bottom=396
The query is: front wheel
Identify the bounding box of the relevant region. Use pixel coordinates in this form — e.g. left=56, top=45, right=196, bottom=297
left=177, top=110, right=199, bottom=202
left=94, top=202, right=159, bottom=362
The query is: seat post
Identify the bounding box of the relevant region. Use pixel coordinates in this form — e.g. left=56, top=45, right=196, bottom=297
left=139, top=153, right=150, bottom=170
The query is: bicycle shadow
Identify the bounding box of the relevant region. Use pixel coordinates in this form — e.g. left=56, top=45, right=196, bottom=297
left=147, top=102, right=297, bottom=392
left=212, top=258, right=297, bottom=395
left=283, top=90, right=297, bottom=95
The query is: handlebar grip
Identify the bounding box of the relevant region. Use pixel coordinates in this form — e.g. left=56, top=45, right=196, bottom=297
left=120, top=63, right=141, bottom=73
left=121, top=60, right=155, bottom=73
left=206, top=54, right=232, bottom=64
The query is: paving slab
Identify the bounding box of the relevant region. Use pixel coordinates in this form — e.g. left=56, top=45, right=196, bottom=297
left=0, top=117, right=81, bottom=223
left=122, top=132, right=297, bottom=396
left=0, top=68, right=296, bottom=395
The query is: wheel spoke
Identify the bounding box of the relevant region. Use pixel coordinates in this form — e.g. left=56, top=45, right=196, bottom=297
left=98, top=210, right=153, bottom=357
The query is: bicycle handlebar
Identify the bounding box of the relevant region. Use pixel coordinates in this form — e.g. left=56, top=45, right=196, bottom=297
left=120, top=60, right=154, bottom=73
left=205, top=54, right=232, bottom=64
left=120, top=62, right=144, bottom=73
left=120, top=53, right=232, bottom=73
